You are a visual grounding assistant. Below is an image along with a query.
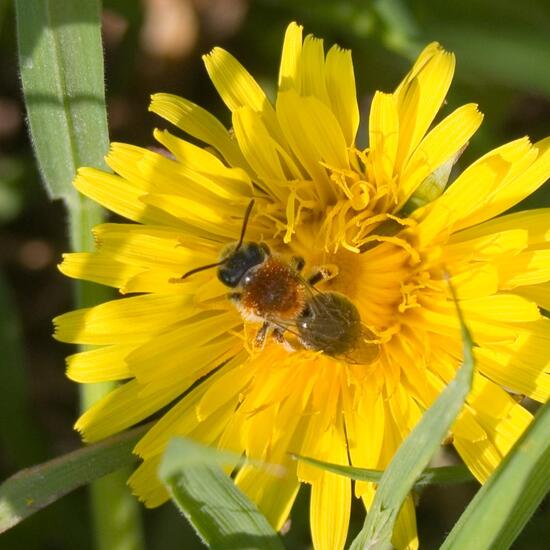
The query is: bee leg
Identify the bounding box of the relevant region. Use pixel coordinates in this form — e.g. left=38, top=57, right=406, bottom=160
left=272, top=327, right=285, bottom=343
left=307, top=265, right=335, bottom=286
left=291, top=256, right=305, bottom=272
left=254, top=321, right=270, bottom=349
left=307, top=271, right=324, bottom=286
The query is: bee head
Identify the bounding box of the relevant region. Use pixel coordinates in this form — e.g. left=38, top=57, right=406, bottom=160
left=218, top=242, right=270, bottom=288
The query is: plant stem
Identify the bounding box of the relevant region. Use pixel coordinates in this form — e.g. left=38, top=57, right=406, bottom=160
left=69, top=193, right=145, bottom=550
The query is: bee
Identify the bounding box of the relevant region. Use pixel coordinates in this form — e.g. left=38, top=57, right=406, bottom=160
left=179, top=200, right=378, bottom=363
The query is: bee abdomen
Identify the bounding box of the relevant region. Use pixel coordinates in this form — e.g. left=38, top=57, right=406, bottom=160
left=297, top=292, right=362, bottom=356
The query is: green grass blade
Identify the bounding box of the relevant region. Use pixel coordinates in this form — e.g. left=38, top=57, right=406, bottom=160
left=15, top=3, right=144, bottom=549
left=440, top=398, right=550, bottom=550
left=292, top=455, right=474, bottom=488
left=0, top=425, right=148, bottom=534
left=15, top=0, right=109, bottom=199
left=350, top=295, right=475, bottom=549
left=159, top=437, right=285, bottom=550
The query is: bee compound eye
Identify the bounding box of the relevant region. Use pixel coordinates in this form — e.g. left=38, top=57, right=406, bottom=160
left=218, top=266, right=240, bottom=288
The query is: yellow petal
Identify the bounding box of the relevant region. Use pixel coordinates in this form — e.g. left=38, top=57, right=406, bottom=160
left=399, top=103, right=483, bottom=204
left=278, top=22, right=303, bottom=91
left=121, top=268, right=208, bottom=295
left=309, top=425, right=351, bottom=550
left=75, top=379, right=186, bottom=442
left=235, top=455, right=300, bottom=531
left=299, top=34, right=330, bottom=104
left=149, top=92, right=247, bottom=170
left=369, top=91, right=399, bottom=185
left=128, top=313, right=240, bottom=386
left=448, top=208, right=550, bottom=246
left=133, top=368, right=218, bottom=459
left=107, top=142, right=249, bottom=211
left=458, top=293, right=541, bottom=322
left=141, top=193, right=244, bottom=240
left=455, top=375, right=534, bottom=482
left=325, top=44, right=359, bottom=146
left=345, top=390, right=385, bottom=498
left=92, top=223, right=217, bottom=270
left=411, top=302, right=528, bottom=346
left=197, top=361, right=254, bottom=422
left=58, top=252, right=143, bottom=289
left=515, top=283, right=550, bottom=311
left=453, top=412, right=499, bottom=482
left=496, top=249, right=550, bottom=289
left=232, top=106, right=294, bottom=199
left=66, top=344, right=134, bottom=382
left=204, top=47, right=271, bottom=113
left=394, top=43, right=455, bottom=169
left=475, top=345, right=550, bottom=402
left=203, top=47, right=283, bottom=146
left=392, top=496, right=419, bottom=550
left=54, top=293, right=196, bottom=345
left=74, top=168, right=180, bottom=226
left=276, top=90, right=348, bottom=203
left=458, top=137, right=550, bottom=229
left=128, top=455, right=170, bottom=507
left=153, top=128, right=253, bottom=198
left=444, top=229, right=528, bottom=264
left=415, top=137, right=534, bottom=246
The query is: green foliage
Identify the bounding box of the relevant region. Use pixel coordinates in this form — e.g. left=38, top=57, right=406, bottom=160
left=14, top=2, right=143, bottom=550
left=440, top=399, right=550, bottom=550
left=293, top=456, right=474, bottom=488
left=159, top=438, right=284, bottom=550
left=15, top=0, right=108, bottom=200
left=0, top=426, right=146, bottom=534
left=349, top=294, right=475, bottom=549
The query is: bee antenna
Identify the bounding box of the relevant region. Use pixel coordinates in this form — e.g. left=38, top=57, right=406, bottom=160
left=177, top=199, right=255, bottom=281
left=235, top=199, right=255, bottom=252
left=178, top=260, right=227, bottom=280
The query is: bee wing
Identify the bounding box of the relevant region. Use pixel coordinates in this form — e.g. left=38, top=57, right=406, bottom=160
left=264, top=316, right=302, bottom=337
left=340, top=325, right=380, bottom=365
left=297, top=283, right=380, bottom=364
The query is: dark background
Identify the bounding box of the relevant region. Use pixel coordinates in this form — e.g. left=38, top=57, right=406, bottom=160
left=1, top=0, right=549, bottom=548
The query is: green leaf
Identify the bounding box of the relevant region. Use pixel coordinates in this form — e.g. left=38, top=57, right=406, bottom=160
left=440, top=398, right=550, bottom=550
left=350, top=291, right=475, bottom=549
left=159, top=437, right=285, bottom=550
left=15, top=0, right=109, bottom=200
left=15, top=4, right=141, bottom=548
left=0, top=424, right=148, bottom=534
left=292, top=454, right=474, bottom=488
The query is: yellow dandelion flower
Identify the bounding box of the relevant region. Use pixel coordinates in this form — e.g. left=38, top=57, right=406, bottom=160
left=54, top=22, right=550, bottom=550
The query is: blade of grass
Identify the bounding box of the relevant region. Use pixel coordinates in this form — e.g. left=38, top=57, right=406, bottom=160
left=160, top=437, right=285, bottom=550
left=440, top=398, right=550, bottom=550
left=15, top=2, right=143, bottom=549
left=292, top=455, right=474, bottom=488
left=350, top=288, right=475, bottom=549
left=0, top=424, right=148, bottom=534
left=15, top=0, right=109, bottom=199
